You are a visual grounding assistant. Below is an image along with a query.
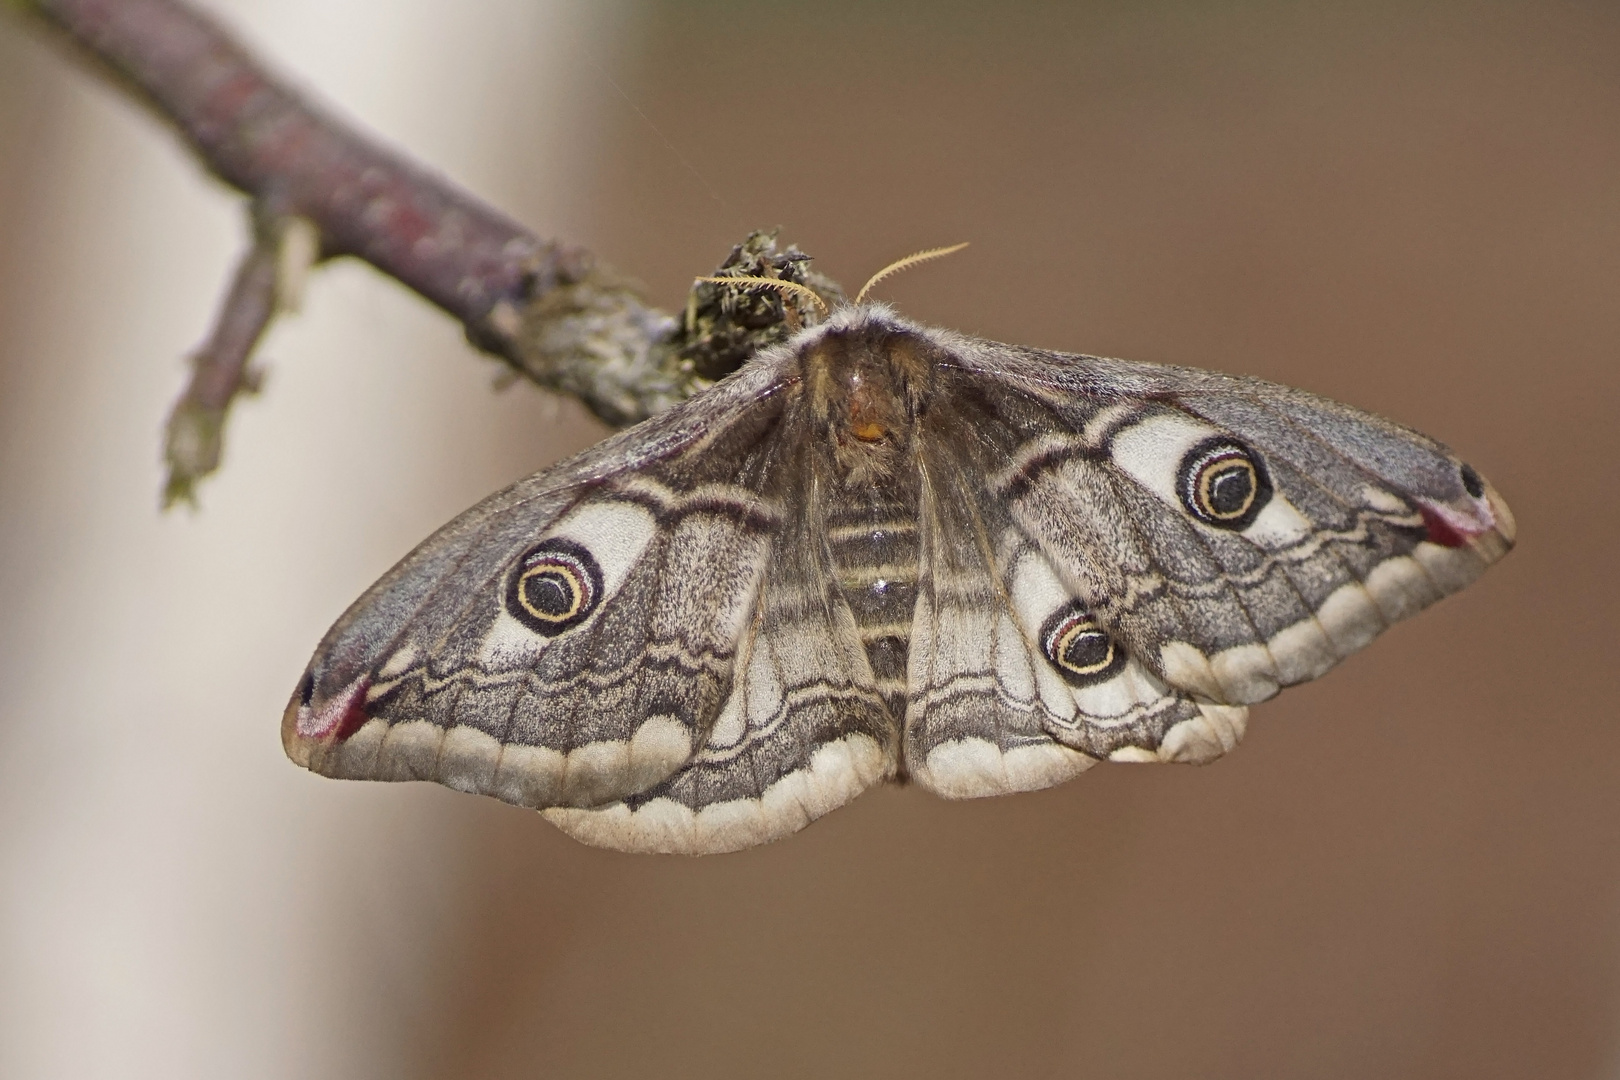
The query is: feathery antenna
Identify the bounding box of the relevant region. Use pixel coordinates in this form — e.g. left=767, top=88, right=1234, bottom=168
left=695, top=275, right=830, bottom=318
left=854, top=242, right=970, bottom=305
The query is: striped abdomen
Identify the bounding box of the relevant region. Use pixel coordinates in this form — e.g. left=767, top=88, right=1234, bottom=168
left=825, top=481, right=921, bottom=725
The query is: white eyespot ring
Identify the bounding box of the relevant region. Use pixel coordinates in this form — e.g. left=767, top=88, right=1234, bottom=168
left=1178, top=437, right=1272, bottom=529
left=505, top=539, right=604, bottom=636
left=1040, top=603, right=1127, bottom=687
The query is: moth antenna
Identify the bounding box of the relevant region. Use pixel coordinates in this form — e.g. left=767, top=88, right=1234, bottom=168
left=696, top=275, right=829, bottom=318
left=854, top=242, right=970, bottom=305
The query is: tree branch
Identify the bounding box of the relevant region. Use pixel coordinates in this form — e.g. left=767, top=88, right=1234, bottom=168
left=14, top=0, right=748, bottom=502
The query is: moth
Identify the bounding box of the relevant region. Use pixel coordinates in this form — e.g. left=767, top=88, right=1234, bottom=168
left=285, top=252, right=1514, bottom=854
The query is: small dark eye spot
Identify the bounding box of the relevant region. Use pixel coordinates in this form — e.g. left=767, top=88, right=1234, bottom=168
left=1039, top=603, right=1128, bottom=687
left=1460, top=463, right=1485, bottom=499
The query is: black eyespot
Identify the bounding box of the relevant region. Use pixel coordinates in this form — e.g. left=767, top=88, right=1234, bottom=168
left=1178, top=437, right=1273, bottom=530
left=297, top=670, right=315, bottom=707
left=1459, top=462, right=1485, bottom=499
left=505, top=538, right=604, bottom=636
left=1040, top=603, right=1127, bottom=687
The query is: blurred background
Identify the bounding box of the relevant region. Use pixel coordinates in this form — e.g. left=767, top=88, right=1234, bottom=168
left=1, top=1, right=1617, bottom=1076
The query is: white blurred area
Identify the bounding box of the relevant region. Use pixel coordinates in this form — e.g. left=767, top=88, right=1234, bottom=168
left=0, top=3, right=622, bottom=1076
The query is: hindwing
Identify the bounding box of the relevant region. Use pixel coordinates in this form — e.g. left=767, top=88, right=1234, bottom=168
left=905, top=382, right=1247, bottom=799
left=547, top=411, right=895, bottom=853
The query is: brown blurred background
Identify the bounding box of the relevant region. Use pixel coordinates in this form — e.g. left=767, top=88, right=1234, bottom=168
left=2, top=1, right=1617, bottom=1077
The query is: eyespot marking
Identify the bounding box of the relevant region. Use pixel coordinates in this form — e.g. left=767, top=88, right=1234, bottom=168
left=1459, top=462, right=1485, bottom=499
left=505, top=538, right=604, bottom=636
left=1040, top=603, right=1127, bottom=687
left=1178, top=437, right=1272, bottom=530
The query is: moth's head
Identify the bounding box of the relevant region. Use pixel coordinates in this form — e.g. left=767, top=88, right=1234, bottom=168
left=798, top=309, right=940, bottom=481
left=697, top=242, right=970, bottom=480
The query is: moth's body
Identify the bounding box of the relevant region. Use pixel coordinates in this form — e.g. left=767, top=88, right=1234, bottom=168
left=286, top=305, right=1514, bottom=854
left=803, top=326, right=934, bottom=740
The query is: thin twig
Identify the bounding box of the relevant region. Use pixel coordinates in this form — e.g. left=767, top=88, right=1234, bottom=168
left=162, top=211, right=278, bottom=506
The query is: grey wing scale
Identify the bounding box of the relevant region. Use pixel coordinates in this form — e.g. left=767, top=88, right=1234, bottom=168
left=942, top=339, right=1515, bottom=710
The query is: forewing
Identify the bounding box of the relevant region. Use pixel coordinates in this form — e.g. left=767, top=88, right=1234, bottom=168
left=284, top=356, right=797, bottom=811
left=944, top=339, right=1515, bottom=706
